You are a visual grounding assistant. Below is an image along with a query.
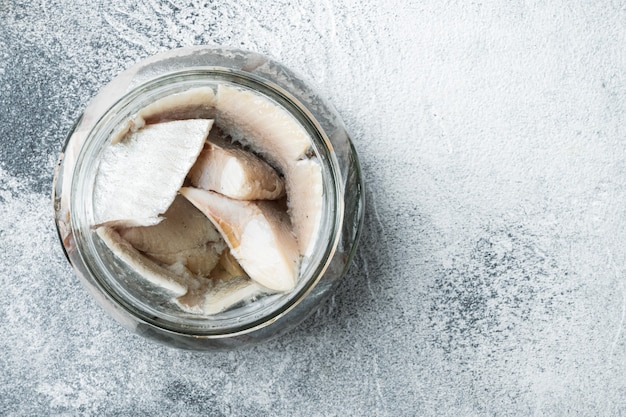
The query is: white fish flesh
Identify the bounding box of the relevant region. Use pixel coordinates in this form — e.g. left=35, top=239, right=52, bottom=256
left=93, top=119, right=212, bottom=227
left=201, top=276, right=266, bottom=315
left=175, top=249, right=265, bottom=315
left=96, top=226, right=194, bottom=296
left=137, top=86, right=216, bottom=124
left=215, top=84, right=311, bottom=171
left=180, top=187, right=300, bottom=292
left=188, top=129, right=285, bottom=200
left=111, top=87, right=216, bottom=144
left=286, top=158, right=324, bottom=256
left=118, top=195, right=225, bottom=276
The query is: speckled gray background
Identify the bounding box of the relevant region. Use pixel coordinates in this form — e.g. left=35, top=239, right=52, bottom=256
left=1, top=0, right=626, bottom=415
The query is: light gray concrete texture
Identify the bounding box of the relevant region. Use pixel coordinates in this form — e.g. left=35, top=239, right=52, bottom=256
left=1, top=0, right=626, bottom=415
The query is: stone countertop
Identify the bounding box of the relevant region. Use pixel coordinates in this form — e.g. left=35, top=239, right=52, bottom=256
left=1, top=1, right=626, bottom=415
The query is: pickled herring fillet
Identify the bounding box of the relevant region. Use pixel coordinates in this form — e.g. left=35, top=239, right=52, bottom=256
left=188, top=130, right=285, bottom=200
left=201, top=276, right=266, bottom=315
left=137, top=87, right=216, bottom=124
left=286, top=158, right=324, bottom=256
left=146, top=243, right=225, bottom=277
left=176, top=276, right=266, bottom=315
left=118, top=195, right=225, bottom=276
left=175, top=249, right=264, bottom=314
left=180, top=187, right=300, bottom=292
left=119, top=195, right=221, bottom=253
left=111, top=88, right=216, bottom=144
left=218, top=249, right=246, bottom=278
left=215, top=84, right=311, bottom=171
left=93, top=119, right=213, bottom=227
left=96, top=226, right=193, bottom=296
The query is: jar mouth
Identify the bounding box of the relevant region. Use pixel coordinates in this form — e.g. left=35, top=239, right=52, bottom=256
left=69, top=68, right=344, bottom=337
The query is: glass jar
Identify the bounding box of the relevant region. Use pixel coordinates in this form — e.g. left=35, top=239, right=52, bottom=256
left=53, top=46, right=364, bottom=349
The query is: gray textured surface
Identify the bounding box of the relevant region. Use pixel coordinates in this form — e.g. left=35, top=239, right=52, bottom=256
left=1, top=0, right=626, bottom=415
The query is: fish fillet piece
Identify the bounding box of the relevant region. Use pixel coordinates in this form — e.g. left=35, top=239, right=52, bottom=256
left=175, top=275, right=266, bottom=315
left=175, top=250, right=263, bottom=315
left=119, top=195, right=221, bottom=253
left=146, top=242, right=224, bottom=277
left=138, top=87, right=216, bottom=124
left=180, top=187, right=300, bottom=292
left=286, top=158, right=324, bottom=256
left=189, top=129, right=285, bottom=200
left=202, top=276, right=266, bottom=315
left=218, top=249, right=246, bottom=278
left=118, top=195, right=225, bottom=276
left=96, top=226, right=193, bottom=296
left=215, top=84, right=311, bottom=171
left=93, top=119, right=213, bottom=227
left=111, top=88, right=216, bottom=144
